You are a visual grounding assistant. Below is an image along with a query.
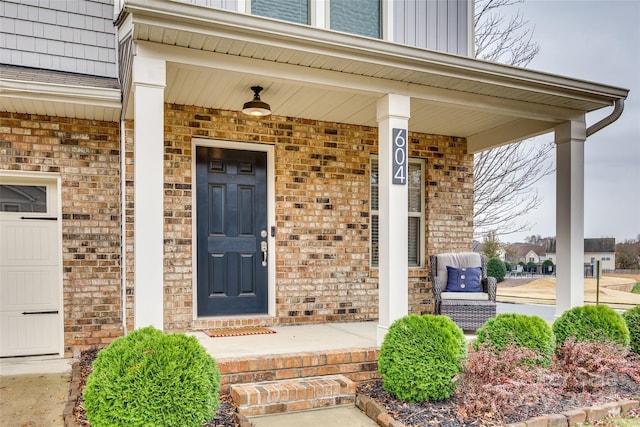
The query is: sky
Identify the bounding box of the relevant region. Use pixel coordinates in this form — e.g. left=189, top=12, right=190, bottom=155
left=500, top=0, right=640, bottom=244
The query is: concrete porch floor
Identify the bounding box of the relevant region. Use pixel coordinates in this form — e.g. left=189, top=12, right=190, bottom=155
left=188, top=321, right=379, bottom=359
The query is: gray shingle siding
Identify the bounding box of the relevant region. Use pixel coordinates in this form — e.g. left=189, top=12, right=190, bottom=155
left=0, top=0, right=117, bottom=78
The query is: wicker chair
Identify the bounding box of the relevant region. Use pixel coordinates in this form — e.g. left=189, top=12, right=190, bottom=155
left=430, top=252, right=497, bottom=331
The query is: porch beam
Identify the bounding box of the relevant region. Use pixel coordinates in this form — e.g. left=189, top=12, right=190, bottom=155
left=554, top=118, right=587, bottom=317
left=132, top=55, right=166, bottom=330
left=376, top=93, right=410, bottom=346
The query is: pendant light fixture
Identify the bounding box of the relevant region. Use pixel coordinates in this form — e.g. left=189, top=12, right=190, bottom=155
left=242, top=86, right=271, bottom=116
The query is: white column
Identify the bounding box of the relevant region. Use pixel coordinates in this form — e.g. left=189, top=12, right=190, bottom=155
left=376, top=94, right=410, bottom=345
left=132, top=56, right=166, bottom=330
left=554, top=119, right=586, bottom=317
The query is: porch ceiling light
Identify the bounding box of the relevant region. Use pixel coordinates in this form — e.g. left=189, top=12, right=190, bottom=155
left=242, top=86, right=271, bottom=116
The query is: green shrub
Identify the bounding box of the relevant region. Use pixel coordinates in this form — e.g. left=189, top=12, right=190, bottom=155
left=474, top=313, right=555, bottom=367
left=487, top=257, right=506, bottom=283
left=622, top=306, right=640, bottom=354
left=552, top=305, right=630, bottom=347
left=378, top=314, right=466, bottom=402
left=84, top=327, right=220, bottom=427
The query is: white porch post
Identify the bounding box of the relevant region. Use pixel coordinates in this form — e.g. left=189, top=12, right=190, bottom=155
left=554, top=119, right=586, bottom=317
left=132, top=56, right=166, bottom=330
left=376, top=94, right=410, bottom=345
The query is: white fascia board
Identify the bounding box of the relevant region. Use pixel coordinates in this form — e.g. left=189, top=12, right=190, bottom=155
left=123, top=0, right=628, bottom=107
left=1, top=78, right=122, bottom=110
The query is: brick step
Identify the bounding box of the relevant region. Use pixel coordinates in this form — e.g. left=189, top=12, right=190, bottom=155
left=216, top=347, right=380, bottom=393
left=231, top=375, right=356, bottom=417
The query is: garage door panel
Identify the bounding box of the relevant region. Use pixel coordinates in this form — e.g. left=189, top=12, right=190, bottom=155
left=0, top=267, right=59, bottom=311
left=0, top=220, right=57, bottom=266
left=0, top=311, right=60, bottom=356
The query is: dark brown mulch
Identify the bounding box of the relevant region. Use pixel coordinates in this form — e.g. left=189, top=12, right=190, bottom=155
left=357, top=374, right=640, bottom=427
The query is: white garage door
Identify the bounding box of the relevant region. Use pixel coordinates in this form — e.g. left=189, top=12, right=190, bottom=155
left=0, top=176, right=61, bottom=357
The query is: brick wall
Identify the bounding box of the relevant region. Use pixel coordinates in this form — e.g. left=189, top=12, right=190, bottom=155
left=1, top=107, right=473, bottom=353
left=157, top=104, right=473, bottom=331
left=0, top=112, right=122, bottom=356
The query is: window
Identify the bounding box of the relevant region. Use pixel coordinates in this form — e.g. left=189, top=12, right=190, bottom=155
left=251, top=0, right=309, bottom=25
left=0, top=185, right=47, bottom=213
left=370, top=157, right=424, bottom=267
left=329, top=0, right=380, bottom=38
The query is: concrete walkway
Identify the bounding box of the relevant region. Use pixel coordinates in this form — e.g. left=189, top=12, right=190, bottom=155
left=249, top=405, right=378, bottom=427
left=0, top=357, right=73, bottom=427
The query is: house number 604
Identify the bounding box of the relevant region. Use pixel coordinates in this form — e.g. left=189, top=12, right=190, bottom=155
left=392, top=128, right=407, bottom=185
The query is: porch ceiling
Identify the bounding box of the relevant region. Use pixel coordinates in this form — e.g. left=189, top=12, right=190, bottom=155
left=121, top=0, right=629, bottom=153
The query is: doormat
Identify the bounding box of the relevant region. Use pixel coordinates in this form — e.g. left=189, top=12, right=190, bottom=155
left=203, top=326, right=276, bottom=338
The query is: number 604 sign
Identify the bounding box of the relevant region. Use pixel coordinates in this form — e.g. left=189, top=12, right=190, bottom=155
left=392, top=128, right=407, bottom=185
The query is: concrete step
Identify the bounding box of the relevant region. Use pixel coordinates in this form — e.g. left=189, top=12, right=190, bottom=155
left=217, top=347, right=380, bottom=393
left=231, top=375, right=356, bottom=417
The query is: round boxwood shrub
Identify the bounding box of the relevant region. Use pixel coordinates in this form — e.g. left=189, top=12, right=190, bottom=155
left=378, top=314, right=466, bottom=402
left=552, top=305, right=630, bottom=347
left=622, top=305, right=640, bottom=354
left=474, top=313, right=555, bottom=367
left=487, top=257, right=506, bottom=283
left=84, top=327, right=220, bottom=427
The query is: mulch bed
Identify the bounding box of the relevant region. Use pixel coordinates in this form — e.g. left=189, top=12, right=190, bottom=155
left=357, top=375, right=640, bottom=426
left=73, top=349, right=640, bottom=427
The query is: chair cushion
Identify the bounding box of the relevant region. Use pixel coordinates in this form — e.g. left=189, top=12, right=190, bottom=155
left=441, top=292, right=489, bottom=301
left=436, top=252, right=482, bottom=287
left=445, top=266, right=482, bottom=292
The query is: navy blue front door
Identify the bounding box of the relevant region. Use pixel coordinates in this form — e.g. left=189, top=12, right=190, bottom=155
left=196, top=147, right=268, bottom=316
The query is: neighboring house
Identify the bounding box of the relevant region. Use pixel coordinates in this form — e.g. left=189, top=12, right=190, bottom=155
left=0, top=0, right=629, bottom=357
left=547, top=238, right=616, bottom=272
left=507, top=244, right=547, bottom=264
left=507, top=244, right=547, bottom=274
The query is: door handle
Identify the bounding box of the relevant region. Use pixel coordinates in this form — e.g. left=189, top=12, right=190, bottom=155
left=261, top=241, right=267, bottom=266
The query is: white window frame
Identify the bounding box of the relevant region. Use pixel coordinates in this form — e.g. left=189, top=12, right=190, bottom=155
left=370, top=155, right=425, bottom=268
left=246, top=0, right=387, bottom=39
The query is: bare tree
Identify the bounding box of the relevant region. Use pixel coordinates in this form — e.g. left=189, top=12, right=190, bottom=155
left=473, top=0, right=554, bottom=239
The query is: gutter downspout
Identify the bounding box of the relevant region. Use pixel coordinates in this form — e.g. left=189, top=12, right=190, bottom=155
left=586, top=99, right=625, bottom=137
left=120, top=119, right=127, bottom=336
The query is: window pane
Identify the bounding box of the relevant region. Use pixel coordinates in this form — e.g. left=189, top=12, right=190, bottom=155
left=252, top=0, right=309, bottom=24
left=371, top=214, right=379, bottom=267
left=370, top=161, right=379, bottom=211
left=408, top=162, right=421, bottom=213
left=330, top=0, right=380, bottom=38
left=408, top=216, right=420, bottom=266
left=370, top=157, right=423, bottom=267
left=0, top=185, right=47, bottom=213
